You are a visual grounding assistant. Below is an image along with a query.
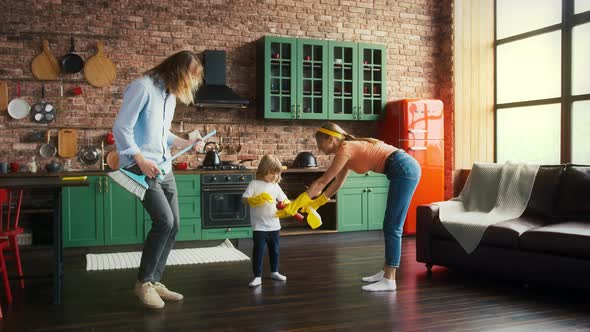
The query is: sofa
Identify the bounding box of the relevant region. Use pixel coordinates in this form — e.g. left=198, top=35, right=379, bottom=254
left=416, top=164, right=590, bottom=290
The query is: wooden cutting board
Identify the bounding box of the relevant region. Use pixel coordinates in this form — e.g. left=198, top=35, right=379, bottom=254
left=84, top=41, right=117, bottom=87
left=0, top=81, right=7, bottom=112
left=58, top=129, right=78, bottom=158
left=31, top=40, right=60, bottom=81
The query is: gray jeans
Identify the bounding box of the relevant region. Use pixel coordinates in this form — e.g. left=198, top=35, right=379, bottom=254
left=137, top=172, right=179, bottom=283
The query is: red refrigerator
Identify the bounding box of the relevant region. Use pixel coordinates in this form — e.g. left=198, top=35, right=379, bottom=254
left=378, top=99, right=444, bottom=235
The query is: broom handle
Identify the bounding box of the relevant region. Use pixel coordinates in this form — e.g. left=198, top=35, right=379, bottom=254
left=159, top=129, right=217, bottom=166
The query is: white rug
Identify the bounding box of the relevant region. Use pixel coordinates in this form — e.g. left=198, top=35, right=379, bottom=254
left=86, top=239, right=250, bottom=271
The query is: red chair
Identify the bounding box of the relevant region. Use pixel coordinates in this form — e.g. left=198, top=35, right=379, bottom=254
left=0, top=189, right=24, bottom=289
left=0, top=240, right=12, bottom=319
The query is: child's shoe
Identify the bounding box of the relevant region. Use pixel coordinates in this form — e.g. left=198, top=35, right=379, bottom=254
left=152, top=282, right=183, bottom=301
left=134, top=281, right=165, bottom=309
left=270, top=272, right=287, bottom=281
left=249, top=277, right=262, bottom=287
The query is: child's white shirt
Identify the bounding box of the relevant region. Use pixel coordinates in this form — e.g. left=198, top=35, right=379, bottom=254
left=243, top=180, right=288, bottom=231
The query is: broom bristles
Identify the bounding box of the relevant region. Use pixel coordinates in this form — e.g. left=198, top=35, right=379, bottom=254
left=108, top=169, right=148, bottom=201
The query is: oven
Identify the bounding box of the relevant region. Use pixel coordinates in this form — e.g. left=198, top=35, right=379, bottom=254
left=201, top=173, right=253, bottom=229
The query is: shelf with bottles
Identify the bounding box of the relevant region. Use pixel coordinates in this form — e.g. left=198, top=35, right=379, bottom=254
left=362, top=83, right=382, bottom=98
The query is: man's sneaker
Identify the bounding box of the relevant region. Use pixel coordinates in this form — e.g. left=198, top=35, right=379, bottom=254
left=152, top=282, right=184, bottom=301
left=134, top=281, right=165, bottom=309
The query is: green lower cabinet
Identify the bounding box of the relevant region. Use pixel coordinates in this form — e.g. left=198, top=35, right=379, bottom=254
left=366, top=186, right=388, bottom=230
left=337, top=187, right=367, bottom=232
left=337, top=172, right=389, bottom=232
left=104, top=177, right=144, bottom=245
left=201, top=227, right=252, bottom=240
left=62, top=176, right=104, bottom=247
left=143, top=174, right=202, bottom=241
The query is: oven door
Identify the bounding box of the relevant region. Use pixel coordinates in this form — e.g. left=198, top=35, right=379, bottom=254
left=201, top=186, right=250, bottom=228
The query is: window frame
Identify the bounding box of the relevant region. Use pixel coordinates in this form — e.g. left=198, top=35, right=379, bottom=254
left=495, top=0, right=590, bottom=163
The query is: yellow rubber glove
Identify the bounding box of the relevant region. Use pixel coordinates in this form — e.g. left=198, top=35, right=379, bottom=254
left=246, top=192, right=274, bottom=207
left=307, top=193, right=329, bottom=211
left=275, top=209, right=292, bottom=219
left=301, top=206, right=323, bottom=229
left=282, top=192, right=313, bottom=216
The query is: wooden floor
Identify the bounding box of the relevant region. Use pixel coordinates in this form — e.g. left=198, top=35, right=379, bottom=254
left=1, top=232, right=589, bottom=332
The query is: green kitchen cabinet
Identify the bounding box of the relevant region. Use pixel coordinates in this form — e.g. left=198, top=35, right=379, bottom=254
left=357, top=43, right=387, bottom=121
left=143, top=174, right=201, bottom=241
left=328, top=42, right=387, bottom=121
left=258, top=36, right=387, bottom=121
left=62, top=176, right=104, bottom=247
left=63, top=175, right=142, bottom=247
left=257, top=36, right=328, bottom=120
left=257, top=36, right=298, bottom=120
left=337, top=172, right=389, bottom=232
left=201, top=227, right=252, bottom=240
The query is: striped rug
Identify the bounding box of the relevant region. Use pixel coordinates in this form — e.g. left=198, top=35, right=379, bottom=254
left=86, top=239, right=250, bottom=271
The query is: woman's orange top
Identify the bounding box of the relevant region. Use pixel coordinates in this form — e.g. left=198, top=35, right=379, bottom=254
left=336, top=140, right=397, bottom=174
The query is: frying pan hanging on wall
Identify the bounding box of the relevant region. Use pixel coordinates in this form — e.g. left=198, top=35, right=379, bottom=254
left=31, top=84, right=56, bottom=123
left=61, top=37, right=84, bottom=74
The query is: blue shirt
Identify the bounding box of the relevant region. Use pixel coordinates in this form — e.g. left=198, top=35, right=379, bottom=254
left=113, top=76, right=179, bottom=174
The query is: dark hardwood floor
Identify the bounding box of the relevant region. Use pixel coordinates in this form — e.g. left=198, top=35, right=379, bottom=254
left=1, top=232, right=589, bottom=332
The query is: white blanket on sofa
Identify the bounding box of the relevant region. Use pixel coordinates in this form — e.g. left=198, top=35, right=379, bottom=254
left=435, top=162, right=539, bottom=254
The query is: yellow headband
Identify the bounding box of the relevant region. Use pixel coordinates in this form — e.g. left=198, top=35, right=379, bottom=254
left=317, top=128, right=344, bottom=139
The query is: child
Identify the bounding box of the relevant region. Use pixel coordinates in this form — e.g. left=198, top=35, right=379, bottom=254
left=242, top=154, right=288, bottom=287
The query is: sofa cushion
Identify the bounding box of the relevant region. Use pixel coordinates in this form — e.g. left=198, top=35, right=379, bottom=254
left=479, top=216, right=549, bottom=249
left=431, top=215, right=548, bottom=249
left=557, top=164, right=590, bottom=218
left=519, top=221, right=590, bottom=259
left=524, top=165, right=564, bottom=218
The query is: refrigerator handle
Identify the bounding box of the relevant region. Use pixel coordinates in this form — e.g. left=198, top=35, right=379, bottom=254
left=409, top=146, right=427, bottom=151
left=409, top=129, right=427, bottom=134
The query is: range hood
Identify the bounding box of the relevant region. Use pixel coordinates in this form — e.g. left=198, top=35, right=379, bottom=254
left=194, top=50, right=249, bottom=109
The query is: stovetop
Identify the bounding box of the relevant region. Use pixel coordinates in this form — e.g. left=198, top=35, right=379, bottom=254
left=201, top=173, right=253, bottom=185
left=199, top=164, right=248, bottom=171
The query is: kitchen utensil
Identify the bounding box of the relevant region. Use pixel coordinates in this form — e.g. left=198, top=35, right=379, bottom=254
left=7, top=82, right=30, bottom=120
left=105, top=149, right=119, bottom=170
left=31, top=84, right=56, bottom=123
left=203, top=141, right=222, bottom=167
left=61, top=36, right=84, bottom=74
left=45, top=160, right=63, bottom=173
left=31, top=40, right=60, bottom=80
left=84, top=41, right=117, bottom=87
left=237, top=125, right=242, bottom=153
left=0, top=81, right=7, bottom=111
left=58, top=129, right=78, bottom=158
left=78, top=136, right=100, bottom=166
left=293, top=151, right=318, bottom=168
left=39, top=130, right=57, bottom=158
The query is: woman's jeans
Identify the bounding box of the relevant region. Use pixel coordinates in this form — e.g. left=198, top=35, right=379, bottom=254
left=382, top=150, right=421, bottom=267
left=252, top=230, right=280, bottom=277
left=138, top=172, right=179, bottom=283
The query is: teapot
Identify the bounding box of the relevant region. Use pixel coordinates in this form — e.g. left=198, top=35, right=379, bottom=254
left=202, top=142, right=222, bottom=167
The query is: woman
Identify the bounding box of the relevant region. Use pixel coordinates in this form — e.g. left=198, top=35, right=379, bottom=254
left=113, top=51, right=204, bottom=308
left=282, top=123, right=420, bottom=292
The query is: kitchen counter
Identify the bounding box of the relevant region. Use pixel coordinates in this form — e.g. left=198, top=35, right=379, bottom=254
left=0, top=167, right=327, bottom=177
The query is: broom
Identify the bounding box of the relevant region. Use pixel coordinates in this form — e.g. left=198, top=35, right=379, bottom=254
left=108, top=129, right=217, bottom=200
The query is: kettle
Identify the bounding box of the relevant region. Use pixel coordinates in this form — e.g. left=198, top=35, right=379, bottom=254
left=202, top=142, right=222, bottom=167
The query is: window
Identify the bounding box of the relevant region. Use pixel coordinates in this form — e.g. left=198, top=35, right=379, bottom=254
left=495, top=0, right=590, bottom=164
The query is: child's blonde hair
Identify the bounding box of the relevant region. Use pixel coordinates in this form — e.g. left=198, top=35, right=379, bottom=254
left=256, top=154, right=283, bottom=182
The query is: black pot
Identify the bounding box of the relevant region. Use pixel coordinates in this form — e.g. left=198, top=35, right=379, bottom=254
left=45, top=160, right=63, bottom=173
left=293, top=151, right=317, bottom=168
left=203, top=150, right=221, bottom=167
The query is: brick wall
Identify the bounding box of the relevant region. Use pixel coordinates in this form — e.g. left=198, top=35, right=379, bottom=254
left=0, top=0, right=454, bottom=198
